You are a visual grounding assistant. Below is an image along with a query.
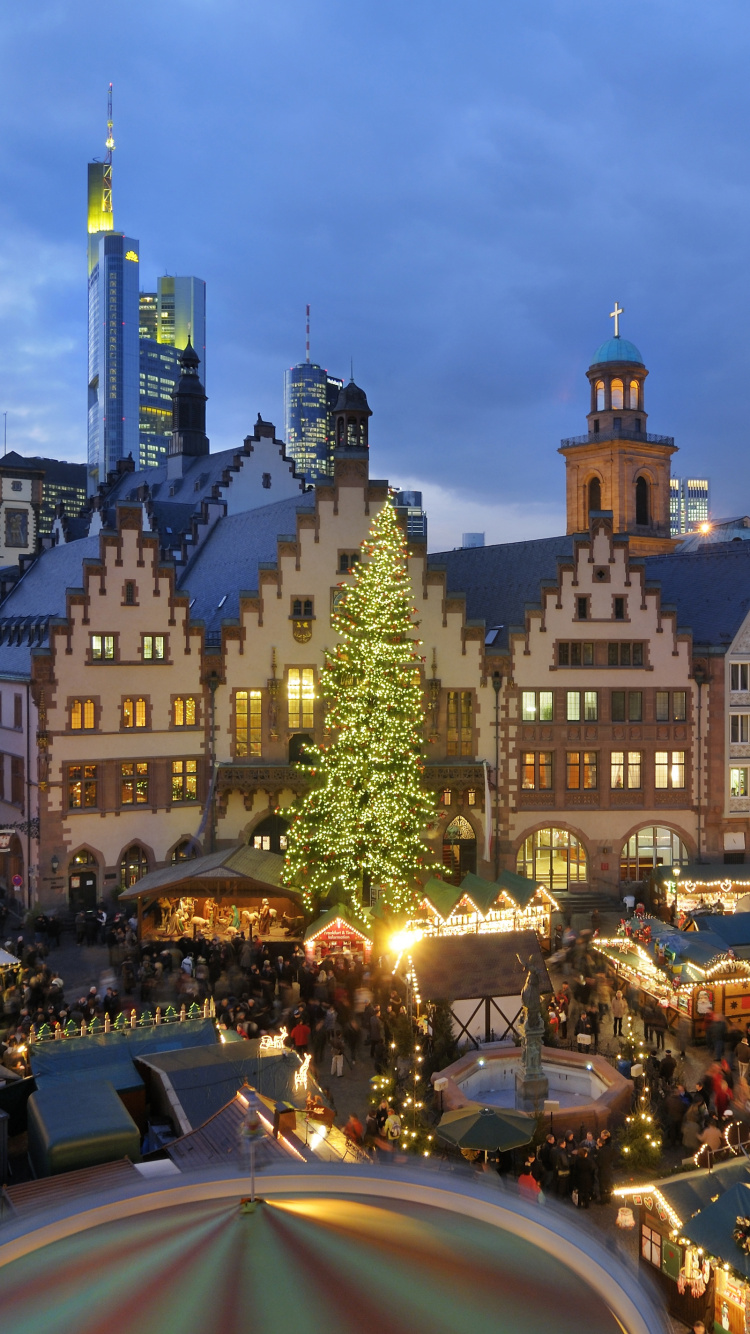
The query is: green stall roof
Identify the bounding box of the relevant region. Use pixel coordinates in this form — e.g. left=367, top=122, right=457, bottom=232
left=27, top=1079, right=140, bottom=1177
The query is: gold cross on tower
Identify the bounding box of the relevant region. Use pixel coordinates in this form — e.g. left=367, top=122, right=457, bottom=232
left=610, top=302, right=623, bottom=338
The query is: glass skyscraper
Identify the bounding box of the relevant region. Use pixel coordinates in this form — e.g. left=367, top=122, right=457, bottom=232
left=87, top=203, right=140, bottom=492
left=670, top=477, right=710, bottom=536
left=284, top=363, right=343, bottom=482
left=138, top=276, right=206, bottom=469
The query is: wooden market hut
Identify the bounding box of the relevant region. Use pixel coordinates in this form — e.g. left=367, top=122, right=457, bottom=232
left=119, top=845, right=304, bottom=942
left=651, top=863, right=750, bottom=917
left=594, top=918, right=750, bottom=1043
left=407, top=930, right=551, bottom=1046
left=303, top=905, right=373, bottom=964
left=616, top=1158, right=750, bottom=1329
left=412, top=869, right=556, bottom=950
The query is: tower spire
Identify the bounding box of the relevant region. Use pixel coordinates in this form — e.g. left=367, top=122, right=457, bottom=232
left=105, top=82, right=115, bottom=165
left=306, top=304, right=310, bottom=364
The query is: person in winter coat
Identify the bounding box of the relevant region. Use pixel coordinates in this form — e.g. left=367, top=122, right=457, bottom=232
left=611, top=990, right=627, bottom=1037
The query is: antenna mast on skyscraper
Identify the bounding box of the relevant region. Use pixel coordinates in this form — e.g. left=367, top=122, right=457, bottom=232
left=306, top=304, right=310, bottom=364
left=102, top=83, right=114, bottom=219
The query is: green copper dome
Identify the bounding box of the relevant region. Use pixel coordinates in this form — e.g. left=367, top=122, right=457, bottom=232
left=591, top=336, right=644, bottom=366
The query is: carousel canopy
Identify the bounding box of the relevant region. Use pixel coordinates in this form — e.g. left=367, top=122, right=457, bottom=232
left=303, top=904, right=373, bottom=945
left=0, top=1177, right=638, bottom=1333
left=119, top=846, right=302, bottom=903
left=0, top=947, right=19, bottom=966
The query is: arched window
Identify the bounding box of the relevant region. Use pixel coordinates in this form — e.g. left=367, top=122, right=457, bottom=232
left=516, top=827, right=588, bottom=891
left=629, top=380, right=639, bottom=409
left=611, top=378, right=624, bottom=410
left=595, top=380, right=605, bottom=411
left=620, top=826, right=688, bottom=882
left=250, top=813, right=289, bottom=853
left=635, top=475, right=649, bottom=525
left=171, top=840, right=200, bottom=864
left=588, top=477, right=601, bottom=513
left=120, top=844, right=149, bottom=887
left=442, top=815, right=477, bottom=884
left=173, top=697, right=196, bottom=727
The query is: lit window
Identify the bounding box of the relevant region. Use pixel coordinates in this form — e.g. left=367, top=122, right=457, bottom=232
left=68, top=764, right=97, bottom=809
left=566, top=692, right=580, bottom=722
left=584, top=691, right=598, bottom=721
left=143, top=635, right=165, bottom=661
left=84, top=699, right=95, bottom=729
left=91, top=634, right=114, bottom=661
left=121, top=762, right=149, bottom=805
left=442, top=789, right=452, bottom=806
left=731, top=767, right=749, bottom=798
left=641, top=1224, right=661, bottom=1268
left=539, top=691, right=553, bottom=721
left=595, top=380, right=605, bottom=411
left=467, top=789, right=477, bottom=806
left=521, top=692, right=536, bottom=721
left=524, top=753, right=553, bottom=791
left=629, top=380, right=639, bottom=409
left=172, top=759, right=198, bottom=802
left=673, top=691, right=686, bottom=722
left=611, top=378, right=624, bottom=410
left=610, top=751, right=624, bottom=790
left=288, top=668, right=314, bottom=730
left=566, top=752, right=580, bottom=790
left=236, top=689, right=262, bottom=757
left=583, top=752, right=597, bottom=789
left=447, top=690, right=473, bottom=757
left=71, top=699, right=82, bottom=730
left=627, top=752, right=642, bottom=789
left=173, top=696, right=196, bottom=727
left=655, top=751, right=685, bottom=790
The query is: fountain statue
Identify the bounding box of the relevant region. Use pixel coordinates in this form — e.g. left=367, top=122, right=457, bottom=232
left=515, top=953, right=550, bottom=1112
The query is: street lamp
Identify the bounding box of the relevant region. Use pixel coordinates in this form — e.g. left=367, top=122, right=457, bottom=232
left=50, top=854, right=59, bottom=875
left=671, top=864, right=681, bottom=920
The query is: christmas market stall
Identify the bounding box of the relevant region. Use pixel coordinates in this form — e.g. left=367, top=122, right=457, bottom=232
left=119, top=845, right=304, bottom=943
left=405, top=930, right=551, bottom=1047
left=594, top=918, right=750, bottom=1043
left=409, top=870, right=556, bottom=950
left=303, top=904, right=372, bottom=964
left=651, top=863, right=750, bottom=918
left=614, top=1159, right=750, bottom=1330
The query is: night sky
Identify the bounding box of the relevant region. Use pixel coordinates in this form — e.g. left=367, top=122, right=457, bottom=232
left=1, top=2, right=749, bottom=549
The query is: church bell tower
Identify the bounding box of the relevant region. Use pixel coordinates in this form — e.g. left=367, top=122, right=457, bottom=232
left=559, top=305, right=677, bottom=555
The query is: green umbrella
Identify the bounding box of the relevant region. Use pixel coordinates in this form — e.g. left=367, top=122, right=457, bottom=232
left=437, top=1102, right=535, bottom=1152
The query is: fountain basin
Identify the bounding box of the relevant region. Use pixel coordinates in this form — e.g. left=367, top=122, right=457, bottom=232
left=432, top=1045, right=631, bottom=1138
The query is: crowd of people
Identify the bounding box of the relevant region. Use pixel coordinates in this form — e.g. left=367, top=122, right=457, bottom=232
left=518, top=1128, right=616, bottom=1207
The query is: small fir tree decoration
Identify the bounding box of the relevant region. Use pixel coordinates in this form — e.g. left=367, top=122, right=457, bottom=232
left=283, top=498, right=436, bottom=913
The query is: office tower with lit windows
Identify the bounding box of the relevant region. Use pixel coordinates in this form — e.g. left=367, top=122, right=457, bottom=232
left=87, top=90, right=140, bottom=493
left=670, top=477, right=710, bottom=536
left=138, top=276, right=206, bottom=468
left=284, top=363, right=344, bottom=482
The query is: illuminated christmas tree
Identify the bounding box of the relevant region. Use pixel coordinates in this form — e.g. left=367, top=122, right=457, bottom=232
left=283, top=498, right=435, bottom=913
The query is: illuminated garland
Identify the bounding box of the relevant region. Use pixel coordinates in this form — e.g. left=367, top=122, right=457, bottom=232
left=282, top=499, right=437, bottom=912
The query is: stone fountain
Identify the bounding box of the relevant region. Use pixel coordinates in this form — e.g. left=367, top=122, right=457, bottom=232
left=514, top=953, right=549, bottom=1112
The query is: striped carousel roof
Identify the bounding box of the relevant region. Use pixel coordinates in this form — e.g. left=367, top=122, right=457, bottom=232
left=0, top=1172, right=652, bottom=1334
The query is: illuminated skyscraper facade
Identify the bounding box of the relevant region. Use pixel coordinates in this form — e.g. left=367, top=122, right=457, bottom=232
left=670, top=476, right=710, bottom=535
left=86, top=94, right=140, bottom=493
left=138, top=276, right=206, bottom=468
left=283, top=363, right=343, bottom=483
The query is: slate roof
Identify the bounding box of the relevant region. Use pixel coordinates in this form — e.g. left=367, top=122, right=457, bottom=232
left=428, top=534, right=750, bottom=652
left=0, top=535, right=100, bottom=620
left=409, top=930, right=551, bottom=1001
left=427, top=535, right=574, bottom=651
left=178, top=494, right=316, bottom=631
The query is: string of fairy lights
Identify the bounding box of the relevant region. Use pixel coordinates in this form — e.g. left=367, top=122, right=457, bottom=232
left=282, top=498, right=437, bottom=913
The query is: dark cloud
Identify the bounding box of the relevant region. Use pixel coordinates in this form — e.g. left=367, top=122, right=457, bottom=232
left=0, top=0, right=749, bottom=539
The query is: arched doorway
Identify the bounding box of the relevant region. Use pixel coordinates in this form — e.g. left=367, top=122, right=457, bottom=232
left=171, top=840, right=200, bottom=864
left=516, top=827, right=588, bottom=892
left=442, top=816, right=477, bottom=884
left=620, top=826, right=689, bottom=882
left=120, top=844, right=149, bottom=888
left=250, top=814, right=289, bottom=854
left=68, top=849, right=98, bottom=913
